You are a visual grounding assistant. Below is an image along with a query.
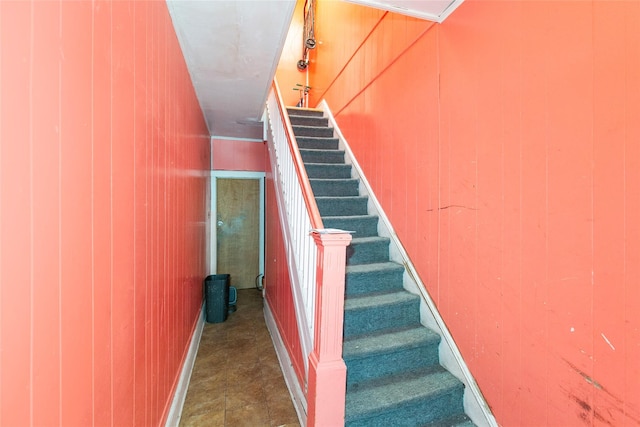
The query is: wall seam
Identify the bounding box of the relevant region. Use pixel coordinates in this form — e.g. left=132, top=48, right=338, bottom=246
left=57, top=1, right=63, bottom=422
left=589, top=3, right=596, bottom=424
left=316, top=11, right=387, bottom=102
left=109, top=2, right=114, bottom=425
left=436, top=24, right=442, bottom=306
left=132, top=1, right=137, bottom=423
left=0, top=0, right=3, bottom=419
left=334, top=21, right=438, bottom=117
left=90, top=2, right=96, bottom=424
left=29, top=2, right=35, bottom=424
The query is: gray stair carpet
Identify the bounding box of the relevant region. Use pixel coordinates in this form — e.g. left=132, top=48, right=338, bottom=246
left=286, top=107, right=475, bottom=427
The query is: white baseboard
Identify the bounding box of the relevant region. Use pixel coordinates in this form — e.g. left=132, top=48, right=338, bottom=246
left=165, top=304, right=206, bottom=427
left=263, top=300, right=307, bottom=426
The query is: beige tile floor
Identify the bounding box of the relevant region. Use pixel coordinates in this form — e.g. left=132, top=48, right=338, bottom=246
left=179, top=289, right=301, bottom=427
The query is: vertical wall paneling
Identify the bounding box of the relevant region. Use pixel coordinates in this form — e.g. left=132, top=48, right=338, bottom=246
left=211, top=138, right=267, bottom=172
left=592, top=2, right=640, bottom=423
left=31, top=1, right=62, bottom=424
left=111, top=2, right=136, bottom=424
left=60, top=2, right=95, bottom=424
left=308, top=0, right=640, bottom=425
left=93, top=1, right=114, bottom=423
left=264, top=161, right=306, bottom=388
left=133, top=3, right=149, bottom=424
left=0, top=1, right=210, bottom=425
left=0, top=2, right=32, bottom=425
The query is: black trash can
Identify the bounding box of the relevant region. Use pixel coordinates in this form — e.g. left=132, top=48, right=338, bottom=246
left=205, top=274, right=230, bottom=323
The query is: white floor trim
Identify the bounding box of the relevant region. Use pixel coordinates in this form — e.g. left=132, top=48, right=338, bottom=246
left=165, top=304, right=206, bottom=427
left=264, top=300, right=308, bottom=426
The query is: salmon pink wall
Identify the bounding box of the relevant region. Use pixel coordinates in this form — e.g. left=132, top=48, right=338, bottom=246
left=0, top=1, right=210, bottom=426
left=264, top=164, right=306, bottom=388
left=311, top=1, right=640, bottom=425
left=211, top=138, right=266, bottom=172
left=276, top=0, right=309, bottom=107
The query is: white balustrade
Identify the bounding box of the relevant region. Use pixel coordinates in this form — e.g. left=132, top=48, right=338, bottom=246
left=265, top=81, right=322, bottom=376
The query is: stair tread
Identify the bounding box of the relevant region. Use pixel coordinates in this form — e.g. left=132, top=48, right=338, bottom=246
left=295, top=136, right=338, bottom=141
left=289, top=114, right=324, bottom=119
left=323, top=214, right=375, bottom=220
left=292, top=124, right=332, bottom=129
left=301, top=151, right=344, bottom=164
left=346, top=261, right=402, bottom=274
left=304, top=162, right=350, bottom=167
left=300, top=147, right=343, bottom=153
left=423, top=414, right=476, bottom=427
left=305, top=163, right=352, bottom=179
left=346, top=367, right=464, bottom=420
left=287, top=107, right=323, bottom=114
left=345, top=290, right=418, bottom=310
left=316, top=195, right=368, bottom=202
left=310, top=178, right=357, bottom=182
left=350, top=235, right=390, bottom=244
left=292, top=124, right=333, bottom=137
left=343, top=326, right=440, bottom=359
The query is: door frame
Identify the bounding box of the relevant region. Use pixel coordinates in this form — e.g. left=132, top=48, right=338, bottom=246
left=210, top=171, right=265, bottom=286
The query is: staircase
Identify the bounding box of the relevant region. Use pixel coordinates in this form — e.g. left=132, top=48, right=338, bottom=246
left=287, top=107, right=476, bottom=427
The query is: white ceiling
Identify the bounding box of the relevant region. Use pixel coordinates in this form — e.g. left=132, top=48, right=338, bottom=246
left=166, top=0, right=462, bottom=140
left=167, top=0, right=296, bottom=140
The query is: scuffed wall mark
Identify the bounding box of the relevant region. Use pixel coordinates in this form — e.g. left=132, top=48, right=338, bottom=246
left=569, top=394, right=613, bottom=426
left=562, top=359, right=640, bottom=426
left=584, top=375, right=603, bottom=390
left=424, top=204, right=478, bottom=212
left=564, top=359, right=603, bottom=390
left=600, top=332, right=616, bottom=350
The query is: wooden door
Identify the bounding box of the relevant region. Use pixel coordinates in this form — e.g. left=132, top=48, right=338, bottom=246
left=216, top=178, right=260, bottom=289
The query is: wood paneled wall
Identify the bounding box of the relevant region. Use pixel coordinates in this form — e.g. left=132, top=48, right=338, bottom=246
left=309, top=1, right=640, bottom=425
left=264, top=162, right=306, bottom=388
left=211, top=138, right=266, bottom=172
left=0, top=1, right=210, bottom=425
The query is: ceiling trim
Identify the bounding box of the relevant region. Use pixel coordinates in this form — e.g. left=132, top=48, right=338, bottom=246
left=342, top=0, right=464, bottom=23
left=211, top=136, right=264, bottom=143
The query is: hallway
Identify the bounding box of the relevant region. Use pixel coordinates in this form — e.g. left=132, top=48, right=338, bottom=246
left=179, top=289, right=300, bottom=427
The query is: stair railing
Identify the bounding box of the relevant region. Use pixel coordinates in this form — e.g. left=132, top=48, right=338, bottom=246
left=266, top=80, right=320, bottom=372
left=266, top=79, right=351, bottom=426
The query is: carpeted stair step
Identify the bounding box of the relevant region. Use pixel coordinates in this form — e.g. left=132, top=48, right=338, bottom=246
left=300, top=148, right=345, bottom=164
left=316, top=196, right=369, bottom=217
left=296, top=136, right=340, bottom=150
left=292, top=125, right=334, bottom=138
left=323, top=214, right=377, bottom=237
left=423, top=413, right=476, bottom=427
left=345, top=261, right=405, bottom=295
left=289, top=115, right=329, bottom=127
left=345, top=366, right=466, bottom=427
left=286, top=107, right=323, bottom=117
left=304, top=163, right=352, bottom=179
left=343, top=290, right=420, bottom=337
left=310, top=179, right=360, bottom=197
left=347, top=236, right=390, bottom=265
left=343, top=326, right=441, bottom=386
